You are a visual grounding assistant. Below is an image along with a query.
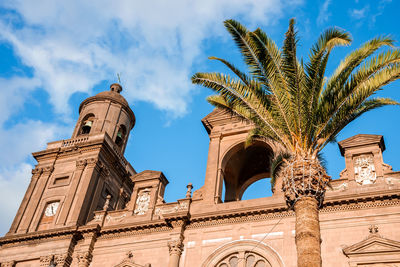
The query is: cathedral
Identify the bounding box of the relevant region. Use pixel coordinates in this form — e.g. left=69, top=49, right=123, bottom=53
left=0, top=83, right=400, bottom=267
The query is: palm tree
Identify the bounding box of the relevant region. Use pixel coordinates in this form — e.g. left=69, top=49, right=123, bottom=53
left=192, top=19, right=400, bottom=267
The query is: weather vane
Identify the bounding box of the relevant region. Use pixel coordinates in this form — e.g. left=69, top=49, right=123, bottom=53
left=117, top=73, right=121, bottom=84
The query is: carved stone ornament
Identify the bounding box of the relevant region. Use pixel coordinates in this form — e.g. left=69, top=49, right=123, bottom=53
left=76, top=159, right=87, bottom=169
left=77, top=251, right=93, bottom=267
left=168, top=239, right=184, bottom=256
left=134, top=188, right=151, bottom=215
left=354, top=155, right=376, bottom=185
left=1, top=261, right=15, bottom=267
left=113, top=251, right=152, bottom=267
left=154, top=201, right=189, bottom=216
left=39, top=255, right=53, bottom=267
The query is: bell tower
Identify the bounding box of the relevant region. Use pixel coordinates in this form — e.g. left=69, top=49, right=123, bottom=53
left=7, top=83, right=136, bottom=235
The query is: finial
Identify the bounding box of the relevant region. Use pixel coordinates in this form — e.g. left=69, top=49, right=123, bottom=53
left=186, top=183, right=193, bottom=198
left=103, top=195, right=112, bottom=211
left=110, top=83, right=123, bottom=93
left=126, top=251, right=134, bottom=259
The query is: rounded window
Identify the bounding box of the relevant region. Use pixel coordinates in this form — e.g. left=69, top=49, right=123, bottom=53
left=80, top=114, right=95, bottom=135
left=115, top=125, right=127, bottom=146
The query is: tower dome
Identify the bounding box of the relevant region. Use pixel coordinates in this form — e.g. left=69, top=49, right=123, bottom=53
left=72, top=83, right=135, bottom=153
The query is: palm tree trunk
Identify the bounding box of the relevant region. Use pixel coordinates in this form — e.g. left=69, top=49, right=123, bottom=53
left=294, top=196, right=321, bottom=267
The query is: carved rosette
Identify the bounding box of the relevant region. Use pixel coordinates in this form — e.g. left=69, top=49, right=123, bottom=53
left=168, top=239, right=184, bottom=256
left=281, top=157, right=331, bottom=208
left=354, top=155, right=376, bottom=185
left=77, top=252, right=92, bottom=267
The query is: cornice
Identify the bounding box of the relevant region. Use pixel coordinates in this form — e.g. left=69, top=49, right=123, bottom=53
left=0, top=226, right=78, bottom=245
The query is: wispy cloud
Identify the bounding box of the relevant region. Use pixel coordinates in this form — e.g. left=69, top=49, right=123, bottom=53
left=317, top=0, right=331, bottom=25
left=350, top=5, right=369, bottom=20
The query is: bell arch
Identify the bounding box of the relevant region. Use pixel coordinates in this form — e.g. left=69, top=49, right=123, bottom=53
left=220, top=140, right=274, bottom=202
left=202, top=239, right=284, bottom=267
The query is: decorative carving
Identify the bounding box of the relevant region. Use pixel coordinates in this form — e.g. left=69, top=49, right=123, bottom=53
left=369, top=225, right=379, bottom=235
left=76, top=159, right=87, bottom=169
left=39, top=255, right=53, bottom=267
left=154, top=201, right=189, bottom=216
left=93, top=213, right=104, bottom=222
left=42, top=166, right=54, bottom=174
left=168, top=239, right=184, bottom=256
left=105, top=213, right=127, bottom=223
left=77, top=251, right=92, bottom=267
left=87, top=158, right=99, bottom=168
left=354, top=155, right=376, bottom=185
left=328, top=182, right=348, bottom=192
left=134, top=188, right=151, bottom=215
left=32, top=167, right=43, bottom=176
left=1, top=261, right=15, bottom=267
left=55, top=253, right=72, bottom=266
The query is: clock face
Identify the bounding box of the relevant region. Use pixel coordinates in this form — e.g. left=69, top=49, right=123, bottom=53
left=44, top=202, right=59, bottom=217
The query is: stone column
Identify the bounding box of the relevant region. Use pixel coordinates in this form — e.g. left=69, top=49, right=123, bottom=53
left=167, top=238, right=184, bottom=267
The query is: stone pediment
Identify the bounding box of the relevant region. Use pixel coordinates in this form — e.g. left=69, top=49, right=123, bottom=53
left=338, top=134, right=385, bottom=156
left=343, top=234, right=400, bottom=256
left=201, top=108, right=246, bottom=134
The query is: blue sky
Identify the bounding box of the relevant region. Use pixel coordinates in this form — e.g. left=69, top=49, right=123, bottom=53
left=0, top=0, right=399, bottom=235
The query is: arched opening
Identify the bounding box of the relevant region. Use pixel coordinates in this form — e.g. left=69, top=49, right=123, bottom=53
left=80, top=114, right=95, bottom=135
left=115, top=125, right=127, bottom=146
left=202, top=240, right=284, bottom=267
left=221, top=141, right=273, bottom=202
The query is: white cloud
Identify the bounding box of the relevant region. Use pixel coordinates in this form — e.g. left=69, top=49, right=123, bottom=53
left=0, top=120, right=69, bottom=236
left=317, top=0, right=331, bottom=25
left=0, top=0, right=300, bottom=117
left=350, top=5, right=369, bottom=20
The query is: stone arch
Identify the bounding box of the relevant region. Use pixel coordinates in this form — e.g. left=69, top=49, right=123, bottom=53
left=79, top=113, right=95, bottom=135
left=202, top=239, right=284, bottom=267
left=220, top=140, right=274, bottom=202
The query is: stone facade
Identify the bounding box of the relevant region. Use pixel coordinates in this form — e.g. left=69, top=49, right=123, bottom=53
left=0, top=85, right=400, bottom=267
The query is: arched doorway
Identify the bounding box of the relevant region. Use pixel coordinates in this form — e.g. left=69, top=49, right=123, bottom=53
left=202, top=240, right=284, bottom=267
left=220, top=141, right=274, bottom=202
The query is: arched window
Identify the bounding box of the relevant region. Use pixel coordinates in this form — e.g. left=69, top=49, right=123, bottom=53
left=80, top=114, right=95, bottom=135
left=115, top=125, right=127, bottom=146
